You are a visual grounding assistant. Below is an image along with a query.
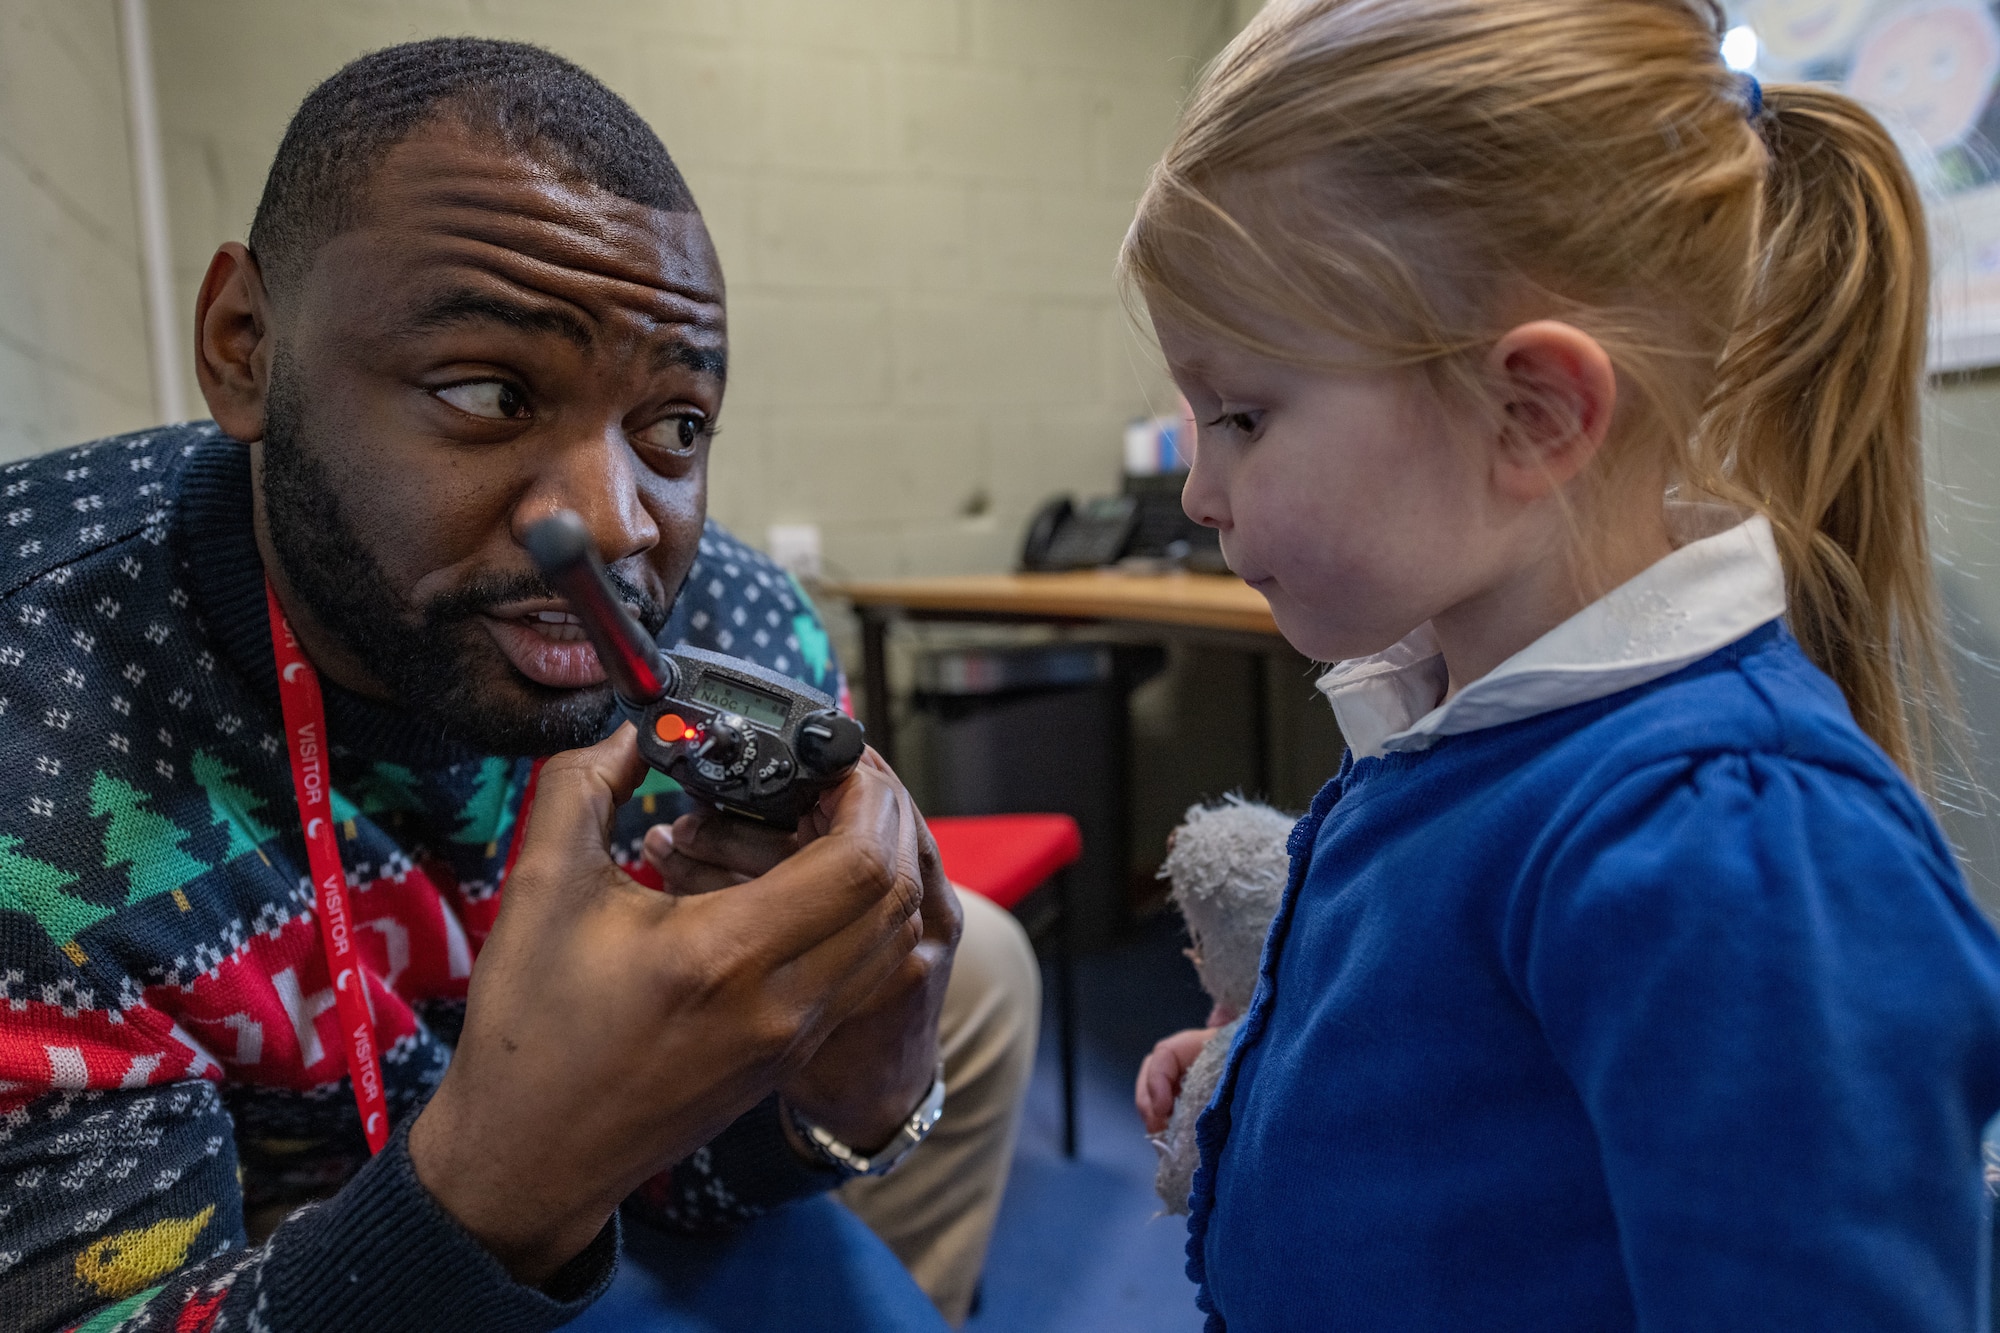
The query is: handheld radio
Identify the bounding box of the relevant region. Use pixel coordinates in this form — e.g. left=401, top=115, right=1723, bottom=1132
left=524, top=512, right=866, bottom=827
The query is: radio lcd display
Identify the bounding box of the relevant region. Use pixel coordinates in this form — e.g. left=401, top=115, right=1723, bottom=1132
left=691, top=675, right=791, bottom=730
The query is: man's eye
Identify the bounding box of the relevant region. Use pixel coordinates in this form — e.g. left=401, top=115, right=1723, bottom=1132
left=635, top=414, right=710, bottom=455
left=436, top=381, right=529, bottom=420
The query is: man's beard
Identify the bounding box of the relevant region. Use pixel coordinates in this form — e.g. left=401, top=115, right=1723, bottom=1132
left=260, top=355, right=669, bottom=756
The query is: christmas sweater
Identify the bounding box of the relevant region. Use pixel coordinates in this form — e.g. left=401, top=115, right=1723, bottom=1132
left=0, top=423, right=851, bottom=1333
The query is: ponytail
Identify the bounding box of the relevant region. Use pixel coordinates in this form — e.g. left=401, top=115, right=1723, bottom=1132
left=1697, top=84, right=1949, bottom=788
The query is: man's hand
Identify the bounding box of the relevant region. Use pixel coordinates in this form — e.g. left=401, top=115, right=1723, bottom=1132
left=643, top=748, right=962, bottom=1153
left=407, top=726, right=926, bottom=1287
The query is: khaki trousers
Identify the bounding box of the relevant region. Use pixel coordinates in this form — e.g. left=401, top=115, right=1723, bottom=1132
left=839, top=889, right=1041, bottom=1326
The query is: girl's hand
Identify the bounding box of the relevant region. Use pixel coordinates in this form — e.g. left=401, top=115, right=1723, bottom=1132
left=1137, top=1027, right=1219, bottom=1134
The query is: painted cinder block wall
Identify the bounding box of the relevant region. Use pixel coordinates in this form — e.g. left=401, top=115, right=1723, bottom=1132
left=0, top=1, right=155, bottom=461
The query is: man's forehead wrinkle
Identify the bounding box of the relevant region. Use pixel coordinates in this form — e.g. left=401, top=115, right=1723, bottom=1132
left=382, top=228, right=724, bottom=343
left=410, top=211, right=724, bottom=318
left=403, top=288, right=596, bottom=348
left=394, top=165, right=720, bottom=302
left=368, top=251, right=727, bottom=386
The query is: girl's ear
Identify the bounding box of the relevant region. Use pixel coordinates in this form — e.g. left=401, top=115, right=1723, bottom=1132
left=1483, top=321, right=1617, bottom=502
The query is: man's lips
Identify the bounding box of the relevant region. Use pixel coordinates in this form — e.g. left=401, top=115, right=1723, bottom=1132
left=483, top=613, right=605, bottom=689
left=479, top=598, right=648, bottom=690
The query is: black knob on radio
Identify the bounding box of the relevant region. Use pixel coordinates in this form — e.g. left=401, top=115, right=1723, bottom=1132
left=695, top=717, right=749, bottom=769
left=796, top=710, right=865, bottom=776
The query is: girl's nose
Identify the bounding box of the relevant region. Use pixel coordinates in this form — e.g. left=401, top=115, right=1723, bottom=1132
left=1180, top=432, right=1231, bottom=531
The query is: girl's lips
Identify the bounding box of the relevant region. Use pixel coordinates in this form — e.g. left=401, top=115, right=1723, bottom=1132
left=483, top=615, right=608, bottom=688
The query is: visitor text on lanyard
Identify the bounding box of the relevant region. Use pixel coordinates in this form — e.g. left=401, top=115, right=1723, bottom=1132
left=268, top=582, right=391, bottom=1153
left=266, top=581, right=542, bottom=1155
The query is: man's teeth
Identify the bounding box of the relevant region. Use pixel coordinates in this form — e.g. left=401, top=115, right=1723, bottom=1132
left=528, top=610, right=587, bottom=642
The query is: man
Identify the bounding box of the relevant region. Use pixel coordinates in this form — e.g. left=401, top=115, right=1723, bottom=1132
left=0, top=38, right=1037, bottom=1333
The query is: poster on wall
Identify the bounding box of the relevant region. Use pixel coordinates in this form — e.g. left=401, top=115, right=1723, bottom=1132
left=1727, top=1, right=2000, bottom=370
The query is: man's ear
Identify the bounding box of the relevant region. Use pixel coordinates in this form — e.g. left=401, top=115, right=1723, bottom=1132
left=193, top=242, right=274, bottom=442
left=1483, top=320, right=1617, bottom=503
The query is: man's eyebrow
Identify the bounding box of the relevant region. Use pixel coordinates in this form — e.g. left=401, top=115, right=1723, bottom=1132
left=652, top=342, right=727, bottom=380
left=398, top=290, right=725, bottom=378
left=400, top=290, right=594, bottom=347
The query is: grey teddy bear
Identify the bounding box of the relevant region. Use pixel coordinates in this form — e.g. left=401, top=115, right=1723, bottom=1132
left=1152, top=796, right=1295, bottom=1214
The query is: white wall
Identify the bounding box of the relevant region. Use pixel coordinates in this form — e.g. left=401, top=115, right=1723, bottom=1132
left=0, top=0, right=156, bottom=460
left=1923, top=374, right=2000, bottom=909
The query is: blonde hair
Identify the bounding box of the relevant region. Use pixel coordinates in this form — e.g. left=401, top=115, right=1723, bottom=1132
left=1122, top=0, right=1949, bottom=786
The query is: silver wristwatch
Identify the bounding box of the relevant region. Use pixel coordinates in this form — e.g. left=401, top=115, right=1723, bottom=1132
left=786, top=1065, right=946, bottom=1178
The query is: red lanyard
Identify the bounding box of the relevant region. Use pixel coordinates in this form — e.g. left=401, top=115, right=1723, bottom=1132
left=266, top=581, right=539, bottom=1154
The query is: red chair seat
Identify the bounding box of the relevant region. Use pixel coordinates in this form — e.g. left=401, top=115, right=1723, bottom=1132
left=928, top=812, right=1086, bottom=1157
left=927, top=814, right=1082, bottom=912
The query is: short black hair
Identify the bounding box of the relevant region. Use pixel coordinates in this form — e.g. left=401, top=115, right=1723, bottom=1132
left=248, top=37, right=696, bottom=294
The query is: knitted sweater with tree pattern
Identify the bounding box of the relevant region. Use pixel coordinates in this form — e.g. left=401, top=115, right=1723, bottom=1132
left=0, top=423, right=849, bottom=1333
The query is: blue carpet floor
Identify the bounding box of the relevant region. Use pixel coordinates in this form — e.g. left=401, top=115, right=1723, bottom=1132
left=966, top=914, right=1214, bottom=1332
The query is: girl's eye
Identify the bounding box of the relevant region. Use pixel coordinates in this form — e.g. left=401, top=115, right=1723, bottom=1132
left=436, top=380, right=529, bottom=420
left=634, top=413, right=711, bottom=455
left=1206, top=409, right=1264, bottom=438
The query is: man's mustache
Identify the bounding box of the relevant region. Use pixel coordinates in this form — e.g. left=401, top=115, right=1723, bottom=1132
left=422, top=567, right=670, bottom=637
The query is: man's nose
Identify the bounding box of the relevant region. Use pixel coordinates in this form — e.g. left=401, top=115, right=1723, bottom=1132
left=512, top=428, right=660, bottom=567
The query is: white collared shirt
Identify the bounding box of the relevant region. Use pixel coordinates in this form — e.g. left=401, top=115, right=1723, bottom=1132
left=1317, top=511, right=1789, bottom=759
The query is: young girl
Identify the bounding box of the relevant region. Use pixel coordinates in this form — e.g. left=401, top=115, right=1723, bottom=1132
left=1126, top=1, right=2000, bottom=1328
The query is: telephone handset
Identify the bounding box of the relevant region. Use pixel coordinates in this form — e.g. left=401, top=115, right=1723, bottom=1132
left=1019, top=494, right=1141, bottom=571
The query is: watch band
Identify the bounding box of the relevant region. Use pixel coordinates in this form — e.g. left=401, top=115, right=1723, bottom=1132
left=787, top=1065, right=947, bottom=1179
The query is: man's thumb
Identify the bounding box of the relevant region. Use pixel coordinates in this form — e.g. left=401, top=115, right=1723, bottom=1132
left=511, top=724, right=649, bottom=877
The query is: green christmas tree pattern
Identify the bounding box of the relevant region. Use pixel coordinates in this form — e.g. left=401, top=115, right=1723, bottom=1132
left=347, top=762, right=425, bottom=817
left=89, top=772, right=209, bottom=912
left=0, top=835, right=111, bottom=964
left=189, top=749, right=277, bottom=863
left=319, top=762, right=426, bottom=842
left=452, top=758, right=519, bottom=853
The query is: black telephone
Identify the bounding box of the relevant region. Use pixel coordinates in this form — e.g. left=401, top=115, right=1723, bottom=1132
left=1020, top=478, right=1228, bottom=574
left=1020, top=494, right=1140, bottom=571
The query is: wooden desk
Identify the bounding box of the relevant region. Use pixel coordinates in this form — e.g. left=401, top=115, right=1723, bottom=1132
left=834, top=570, right=1282, bottom=768
left=837, top=570, right=1279, bottom=637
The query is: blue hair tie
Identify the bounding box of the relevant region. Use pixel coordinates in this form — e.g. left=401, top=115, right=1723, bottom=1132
left=1742, top=72, right=1764, bottom=120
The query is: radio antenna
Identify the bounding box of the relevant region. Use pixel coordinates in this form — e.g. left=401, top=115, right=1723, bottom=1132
left=522, top=511, right=670, bottom=706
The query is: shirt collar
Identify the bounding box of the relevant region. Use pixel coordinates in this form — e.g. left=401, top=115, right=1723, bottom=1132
left=1317, top=509, right=1788, bottom=759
